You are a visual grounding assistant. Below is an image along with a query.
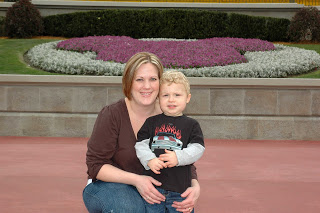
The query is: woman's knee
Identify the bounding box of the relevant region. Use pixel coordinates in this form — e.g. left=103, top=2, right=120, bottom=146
left=83, top=181, right=145, bottom=213
left=83, top=189, right=103, bottom=213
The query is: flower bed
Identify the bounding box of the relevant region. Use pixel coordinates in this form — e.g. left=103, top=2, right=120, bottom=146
left=26, top=37, right=320, bottom=78
left=56, top=36, right=275, bottom=68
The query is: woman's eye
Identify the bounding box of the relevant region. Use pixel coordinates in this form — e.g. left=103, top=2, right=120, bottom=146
left=136, top=79, right=143, bottom=81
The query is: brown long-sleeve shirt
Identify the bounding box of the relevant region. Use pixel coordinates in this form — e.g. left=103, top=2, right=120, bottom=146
left=86, top=99, right=197, bottom=182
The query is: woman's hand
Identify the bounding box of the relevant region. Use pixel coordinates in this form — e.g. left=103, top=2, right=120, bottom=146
left=134, top=175, right=165, bottom=205
left=171, top=179, right=200, bottom=212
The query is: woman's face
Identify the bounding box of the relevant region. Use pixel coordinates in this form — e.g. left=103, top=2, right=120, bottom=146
left=131, top=63, right=160, bottom=107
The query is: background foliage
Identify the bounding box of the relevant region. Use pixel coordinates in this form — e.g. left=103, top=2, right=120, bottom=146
left=4, top=0, right=43, bottom=38
left=0, top=16, right=5, bottom=37
left=43, top=9, right=290, bottom=41
left=287, top=7, right=320, bottom=42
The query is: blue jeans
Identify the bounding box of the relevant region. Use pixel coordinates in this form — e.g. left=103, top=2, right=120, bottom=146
left=144, top=188, right=195, bottom=213
left=83, top=181, right=146, bottom=213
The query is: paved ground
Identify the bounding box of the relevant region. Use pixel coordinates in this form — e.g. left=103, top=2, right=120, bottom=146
left=1, top=136, right=320, bottom=213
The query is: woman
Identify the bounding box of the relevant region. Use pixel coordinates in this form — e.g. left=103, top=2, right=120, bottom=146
left=83, top=52, right=200, bottom=213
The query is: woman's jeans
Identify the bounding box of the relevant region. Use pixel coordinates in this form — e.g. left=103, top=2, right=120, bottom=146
left=144, top=188, right=195, bottom=213
left=83, top=180, right=146, bottom=213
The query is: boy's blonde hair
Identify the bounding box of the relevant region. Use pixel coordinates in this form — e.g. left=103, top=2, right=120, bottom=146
left=160, top=70, right=190, bottom=94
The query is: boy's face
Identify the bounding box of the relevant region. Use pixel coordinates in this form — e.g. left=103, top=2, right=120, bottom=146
left=159, top=82, right=191, bottom=117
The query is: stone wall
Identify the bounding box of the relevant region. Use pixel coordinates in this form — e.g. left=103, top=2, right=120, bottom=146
left=0, top=75, right=319, bottom=140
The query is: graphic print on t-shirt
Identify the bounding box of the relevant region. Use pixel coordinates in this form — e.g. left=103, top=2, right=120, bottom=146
left=151, top=123, right=183, bottom=152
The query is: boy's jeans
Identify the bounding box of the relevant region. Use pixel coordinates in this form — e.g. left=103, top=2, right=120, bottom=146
left=144, top=187, right=195, bottom=213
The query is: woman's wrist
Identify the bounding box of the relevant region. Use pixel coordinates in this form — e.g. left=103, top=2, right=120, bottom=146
left=128, top=173, right=143, bottom=187
left=191, top=179, right=201, bottom=198
left=191, top=179, right=200, bottom=188
left=97, top=164, right=141, bottom=186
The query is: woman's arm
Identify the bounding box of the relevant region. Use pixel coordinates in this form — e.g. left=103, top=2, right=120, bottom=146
left=171, top=179, right=200, bottom=213
left=87, top=104, right=165, bottom=204
left=86, top=102, right=165, bottom=203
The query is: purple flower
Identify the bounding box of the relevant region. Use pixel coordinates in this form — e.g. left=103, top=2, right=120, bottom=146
left=56, top=36, right=275, bottom=68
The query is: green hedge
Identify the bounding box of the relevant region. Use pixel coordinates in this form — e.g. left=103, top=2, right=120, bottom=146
left=0, top=16, right=5, bottom=37
left=43, top=9, right=290, bottom=41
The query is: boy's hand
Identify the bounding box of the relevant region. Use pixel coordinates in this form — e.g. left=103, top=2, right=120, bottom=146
left=159, top=149, right=178, bottom=168
left=148, top=158, right=167, bottom=174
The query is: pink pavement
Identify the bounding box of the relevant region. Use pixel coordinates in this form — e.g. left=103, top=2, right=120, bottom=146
left=0, top=136, right=320, bottom=213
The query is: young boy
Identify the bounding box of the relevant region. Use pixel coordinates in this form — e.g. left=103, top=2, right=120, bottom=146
left=135, top=70, right=205, bottom=213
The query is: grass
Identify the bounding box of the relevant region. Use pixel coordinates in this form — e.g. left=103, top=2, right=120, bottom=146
left=0, top=38, right=61, bottom=75
left=293, top=69, right=320, bottom=78
left=0, top=38, right=319, bottom=78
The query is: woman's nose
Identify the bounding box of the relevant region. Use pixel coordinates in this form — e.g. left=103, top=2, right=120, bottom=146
left=143, top=80, right=151, bottom=89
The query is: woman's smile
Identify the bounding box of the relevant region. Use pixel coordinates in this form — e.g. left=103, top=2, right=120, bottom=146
left=141, top=92, right=152, bottom=97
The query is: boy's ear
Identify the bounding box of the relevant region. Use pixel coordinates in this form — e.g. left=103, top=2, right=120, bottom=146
left=186, top=94, right=191, bottom=103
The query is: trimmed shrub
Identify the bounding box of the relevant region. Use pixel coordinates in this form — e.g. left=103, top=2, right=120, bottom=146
left=265, top=17, right=290, bottom=42
left=288, top=7, right=320, bottom=42
left=44, top=9, right=227, bottom=39
left=4, top=0, right=44, bottom=38
left=226, top=13, right=290, bottom=41
left=0, top=16, right=5, bottom=37
left=226, top=13, right=267, bottom=40
left=43, top=9, right=289, bottom=41
left=158, top=9, right=228, bottom=39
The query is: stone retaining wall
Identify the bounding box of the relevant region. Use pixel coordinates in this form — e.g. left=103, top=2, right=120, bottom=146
left=0, top=75, right=319, bottom=140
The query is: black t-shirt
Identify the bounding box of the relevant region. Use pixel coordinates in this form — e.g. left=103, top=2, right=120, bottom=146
left=137, top=113, right=204, bottom=193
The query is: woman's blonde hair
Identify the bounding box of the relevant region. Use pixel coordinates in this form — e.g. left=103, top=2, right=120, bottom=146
left=160, top=70, right=190, bottom=95
left=122, top=52, right=164, bottom=99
